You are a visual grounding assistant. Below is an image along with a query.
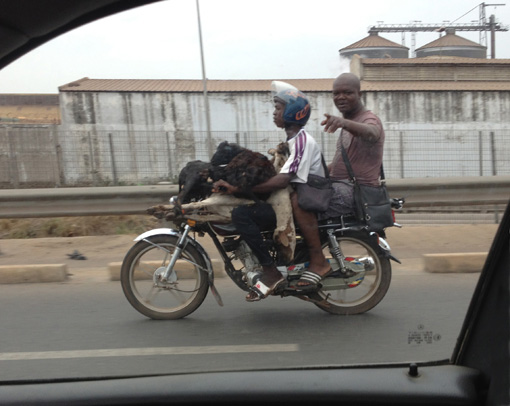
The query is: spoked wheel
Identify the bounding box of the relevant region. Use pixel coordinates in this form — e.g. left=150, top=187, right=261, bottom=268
left=121, top=235, right=209, bottom=320
left=314, top=234, right=391, bottom=315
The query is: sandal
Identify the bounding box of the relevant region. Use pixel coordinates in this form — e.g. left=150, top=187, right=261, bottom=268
left=257, top=275, right=286, bottom=297
left=245, top=290, right=262, bottom=302
left=288, top=269, right=333, bottom=292
left=245, top=276, right=286, bottom=302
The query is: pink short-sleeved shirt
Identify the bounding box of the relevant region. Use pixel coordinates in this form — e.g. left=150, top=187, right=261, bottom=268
left=329, top=110, right=384, bottom=187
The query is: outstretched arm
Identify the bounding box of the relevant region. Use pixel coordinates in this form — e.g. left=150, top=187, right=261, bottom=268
left=321, top=113, right=381, bottom=143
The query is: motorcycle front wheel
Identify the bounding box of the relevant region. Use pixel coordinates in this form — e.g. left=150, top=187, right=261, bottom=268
left=121, top=235, right=209, bottom=320
left=314, top=234, right=391, bottom=315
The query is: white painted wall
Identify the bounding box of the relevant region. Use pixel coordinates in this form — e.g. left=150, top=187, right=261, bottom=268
left=55, top=89, right=510, bottom=184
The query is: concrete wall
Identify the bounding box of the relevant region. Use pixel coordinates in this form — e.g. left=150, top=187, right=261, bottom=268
left=56, top=88, right=510, bottom=181
left=0, top=126, right=60, bottom=187
left=58, top=90, right=337, bottom=174
left=60, top=89, right=510, bottom=133
left=2, top=87, right=506, bottom=187
left=364, top=91, right=510, bottom=178
left=2, top=125, right=508, bottom=188
left=360, top=64, right=510, bottom=82
left=366, top=91, right=510, bottom=131
left=59, top=91, right=333, bottom=134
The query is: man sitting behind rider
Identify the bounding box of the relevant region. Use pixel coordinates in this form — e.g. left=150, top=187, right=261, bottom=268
left=320, top=72, right=385, bottom=218
left=213, top=83, right=331, bottom=302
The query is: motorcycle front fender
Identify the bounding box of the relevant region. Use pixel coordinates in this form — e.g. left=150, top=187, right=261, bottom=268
left=134, top=228, right=216, bottom=285
left=134, top=227, right=182, bottom=242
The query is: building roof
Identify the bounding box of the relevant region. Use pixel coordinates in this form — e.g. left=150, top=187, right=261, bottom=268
left=0, top=93, right=59, bottom=105
left=361, top=56, right=510, bottom=65
left=57, top=55, right=510, bottom=95
left=340, top=33, right=408, bottom=51
left=57, top=77, right=510, bottom=94
left=361, top=80, right=510, bottom=91
left=416, top=32, right=486, bottom=51
left=59, top=78, right=335, bottom=93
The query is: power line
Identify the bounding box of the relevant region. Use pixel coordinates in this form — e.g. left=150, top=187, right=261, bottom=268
left=450, top=3, right=480, bottom=24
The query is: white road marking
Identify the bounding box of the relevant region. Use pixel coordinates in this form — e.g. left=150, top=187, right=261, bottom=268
left=0, top=344, right=299, bottom=361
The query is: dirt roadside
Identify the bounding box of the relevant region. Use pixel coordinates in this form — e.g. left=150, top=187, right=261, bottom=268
left=0, top=224, right=499, bottom=276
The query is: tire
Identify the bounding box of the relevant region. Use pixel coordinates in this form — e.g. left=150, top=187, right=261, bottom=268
left=314, top=234, right=391, bottom=315
left=121, top=235, right=209, bottom=320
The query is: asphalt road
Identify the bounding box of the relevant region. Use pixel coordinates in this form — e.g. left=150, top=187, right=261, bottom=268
left=0, top=270, right=479, bottom=382
left=0, top=224, right=498, bottom=381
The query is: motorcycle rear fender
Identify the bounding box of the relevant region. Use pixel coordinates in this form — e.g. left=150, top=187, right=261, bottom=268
left=332, top=228, right=401, bottom=264
left=376, top=235, right=401, bottom=264
left=134, top=228, right=215, bottom=281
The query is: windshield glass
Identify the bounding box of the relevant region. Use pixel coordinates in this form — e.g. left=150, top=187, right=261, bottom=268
left=0, top=0, right=507, bottom=381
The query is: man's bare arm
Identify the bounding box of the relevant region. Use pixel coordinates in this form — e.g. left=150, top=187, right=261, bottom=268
left=321, top=113, right=381, bottom=143
left=252, top=173, right=292, bottom=194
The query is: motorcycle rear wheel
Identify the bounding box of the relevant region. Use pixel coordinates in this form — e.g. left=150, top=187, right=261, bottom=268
left=314, top=234, right=391, bottom=315
left=121, top=235, right=209, bottom=320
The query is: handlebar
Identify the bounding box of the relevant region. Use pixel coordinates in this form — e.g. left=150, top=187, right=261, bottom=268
left=390, top=197, right=405, bottom=210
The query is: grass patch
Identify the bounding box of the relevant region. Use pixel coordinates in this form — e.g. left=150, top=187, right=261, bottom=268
left=0, top=215, right=159, bottom=239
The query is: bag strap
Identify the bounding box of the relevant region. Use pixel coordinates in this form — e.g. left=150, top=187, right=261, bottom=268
left=380, top=163, right=386, bottom=183
left=339, top=130, right=385, bottom=184
left=320, top=154, right=330, bottom=179
left=339, top=132, right=356, bottom=183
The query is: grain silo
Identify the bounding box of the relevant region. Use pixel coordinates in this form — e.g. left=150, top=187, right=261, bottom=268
left=415, top=29, right=487, bottom=59
left=339, top=32, right=409, bottom=59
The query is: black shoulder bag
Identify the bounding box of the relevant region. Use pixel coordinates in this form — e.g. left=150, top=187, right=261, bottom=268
left=295, top=154, right=333, bottom=213
left=340, top=137, right=394, bottom=231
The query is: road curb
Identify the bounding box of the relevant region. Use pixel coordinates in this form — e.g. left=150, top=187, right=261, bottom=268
left=0, top=253, right=489, bottom=283
left=423, top=252, right=487, bottom=273
left=0, top=252, right=488, bottom=284
left=0, top=264, right=68, bottom=284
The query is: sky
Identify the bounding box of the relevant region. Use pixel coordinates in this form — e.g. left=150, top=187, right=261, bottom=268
left=0, top=0, right=509, bottom=94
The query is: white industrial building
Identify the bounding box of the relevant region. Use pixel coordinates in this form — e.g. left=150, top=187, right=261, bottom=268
left=3, top=30, right=510, bottom=187
left=55, top=55, right=510, bottom=182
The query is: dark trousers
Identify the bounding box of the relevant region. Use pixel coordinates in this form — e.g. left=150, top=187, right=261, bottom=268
left=231, top=202, right=277, bottom=266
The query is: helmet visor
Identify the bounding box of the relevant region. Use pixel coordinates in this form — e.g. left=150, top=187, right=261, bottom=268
left=271, top=81, right=298, bottom=102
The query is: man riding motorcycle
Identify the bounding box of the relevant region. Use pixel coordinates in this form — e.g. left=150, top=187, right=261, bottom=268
left=213, top=82, right=331, bottom=302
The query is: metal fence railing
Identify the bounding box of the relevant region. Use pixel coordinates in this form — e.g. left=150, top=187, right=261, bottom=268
left=1, top=127, right=509, bottom=189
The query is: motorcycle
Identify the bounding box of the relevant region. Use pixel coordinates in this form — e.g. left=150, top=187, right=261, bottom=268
left=120, top=196, right=405, bottom=320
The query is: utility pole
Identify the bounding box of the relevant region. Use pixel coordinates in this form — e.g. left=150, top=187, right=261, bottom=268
left=195, top=0, right=213, bottom=158
left=490, top=14, right=497, bottom=58
left=479, top=3, right=506, bottom=58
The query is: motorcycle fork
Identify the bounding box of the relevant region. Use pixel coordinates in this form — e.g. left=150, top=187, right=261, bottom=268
left=326, top=229, right=349, bottom=274
left=160, top=224, right=192, bottom=282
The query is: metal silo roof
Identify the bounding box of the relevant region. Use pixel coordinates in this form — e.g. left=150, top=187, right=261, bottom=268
left=416, top=32, right=486, bottom=51
left=340, top=33, right=409, bottom=51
